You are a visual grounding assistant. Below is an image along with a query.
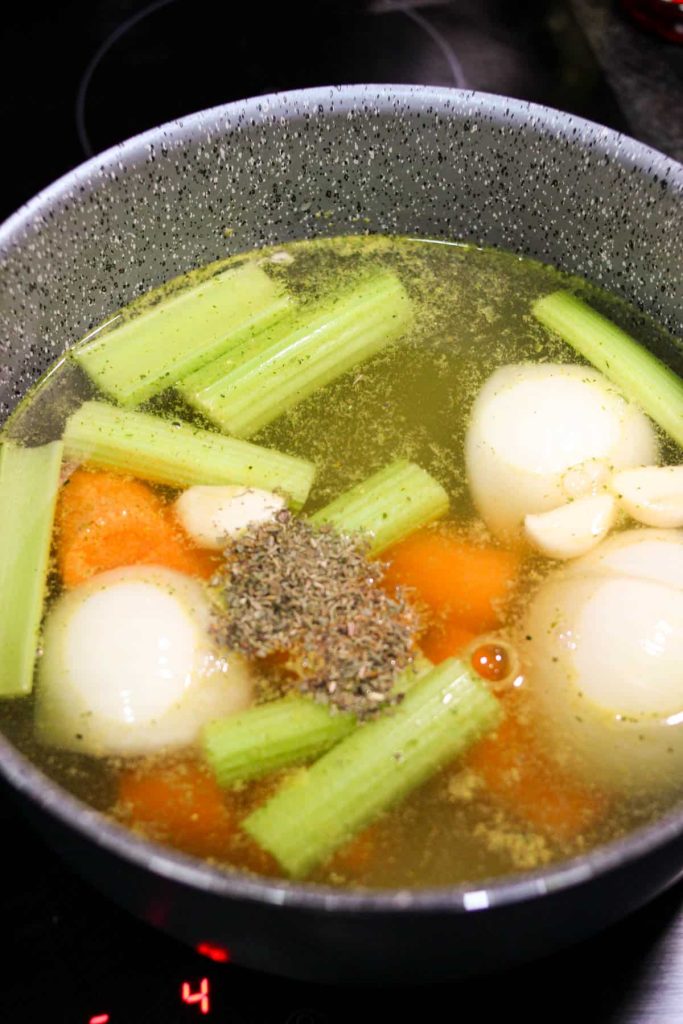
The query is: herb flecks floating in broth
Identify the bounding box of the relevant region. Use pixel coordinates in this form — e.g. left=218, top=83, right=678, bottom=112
left=0, top=235, right=681, bottom=892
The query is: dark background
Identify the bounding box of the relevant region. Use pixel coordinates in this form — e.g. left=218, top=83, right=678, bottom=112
left=1, top=0, right=681, bottom=225
left=2, top=1, right=683, bottom=1021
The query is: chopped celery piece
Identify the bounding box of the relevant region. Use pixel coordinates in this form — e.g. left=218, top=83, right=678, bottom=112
left=179, top=307, right=300, bottom=397
left=310, top=459, right=449, bottom=555
left=0, top=441, right=63, bottom=696
left=202, top=657, right=431, bottom=787
left=243, top=658, right=501, bottom=877
left=203, top=699, right=357, bottom=786
left=63, top=401, right=315, bottom=508
left=179, top=271, right=413, bottom=438
left=73, top=262, right=291, bottom=407
left=533, top=290, right=683, bottom=448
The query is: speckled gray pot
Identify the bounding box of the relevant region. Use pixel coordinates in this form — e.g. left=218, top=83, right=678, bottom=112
left=0, top=86, right=682, bottom=983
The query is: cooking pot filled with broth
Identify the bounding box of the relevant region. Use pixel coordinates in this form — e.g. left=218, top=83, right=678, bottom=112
left=0, top=86, right=681, bottom=983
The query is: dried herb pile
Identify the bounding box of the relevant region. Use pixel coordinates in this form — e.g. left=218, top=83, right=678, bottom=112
left=212, top=510, right=419, bottom=716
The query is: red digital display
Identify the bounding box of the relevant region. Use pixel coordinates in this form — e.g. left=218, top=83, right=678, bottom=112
left=196, top=942, right=230, bottom=963
left=181, top=977, right=211, bottom=1015
left=89, top=1016, right=110, bottom=1024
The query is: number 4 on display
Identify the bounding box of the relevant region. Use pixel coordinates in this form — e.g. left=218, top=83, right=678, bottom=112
left=182, top=977, right=211, bottom=1015
left=86, top=977, right=211, bottom=1021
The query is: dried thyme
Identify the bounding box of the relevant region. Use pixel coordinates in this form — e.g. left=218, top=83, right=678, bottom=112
left=211, top=510, right=419, bottom=716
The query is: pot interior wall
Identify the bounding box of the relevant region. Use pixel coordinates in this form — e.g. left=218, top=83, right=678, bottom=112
left=0, top=85, right=681, bottom=420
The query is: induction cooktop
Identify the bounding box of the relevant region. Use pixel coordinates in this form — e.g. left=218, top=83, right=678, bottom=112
left=1, top=2, right=682, bottom=1021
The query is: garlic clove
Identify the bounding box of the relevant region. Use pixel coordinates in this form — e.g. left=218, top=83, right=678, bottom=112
left=174, top=484, right=286, bottom=549
left=524, top=494, right=617, bottom=560
left=611, top=465, right=683, bottom=529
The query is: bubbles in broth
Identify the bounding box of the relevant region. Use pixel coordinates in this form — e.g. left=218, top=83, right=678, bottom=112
left=1, top=235, right=682, bottom=890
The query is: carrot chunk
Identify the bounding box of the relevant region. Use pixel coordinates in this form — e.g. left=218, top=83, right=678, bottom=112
left=56, top=468, right=218, bottom=586
left=117, top=760, right=236, bottom=858
left=467, top=711, right=606, bottom=842
left=328, top=824, right=379, bottom=875
left=420, top=622, right=477, bottom=664
left=383, top=530, right=519, bottom=661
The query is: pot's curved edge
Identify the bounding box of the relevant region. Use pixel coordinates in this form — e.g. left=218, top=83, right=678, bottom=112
left=1, top=84, right=681, bottom=257
left=1, top=82, right=683, bottom=920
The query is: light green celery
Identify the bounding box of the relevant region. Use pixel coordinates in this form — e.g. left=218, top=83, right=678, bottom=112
left=202, top=657, right=431, bottom=787
left=73, top=262, right=290, bottom=406
left=533, top=290, right=683, bottom=447
left=62, top=401, right=315, bottom=508
left=179, top=306, right=302, bottom=397
left=0, top=441, right=63, bottom=696
left=178, top=271, right=413, bottom=438
left=243, top=658, right=501, bottom=878
left=203, top=699, right=356, bottom=787
left=309, top=459, right=449, bottom=555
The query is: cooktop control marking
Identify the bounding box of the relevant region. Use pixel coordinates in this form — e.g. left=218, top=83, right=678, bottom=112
left=181, top=978, right=211, bottom=1015
left=196, top=942, right=231, bottom=963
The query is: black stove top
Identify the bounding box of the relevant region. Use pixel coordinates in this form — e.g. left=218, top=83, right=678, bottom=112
left=4, top=0, right=681, bottom=219
left=5, top=782, right=683, bottom=1023
left=2, top=2, right=682, bottom=1021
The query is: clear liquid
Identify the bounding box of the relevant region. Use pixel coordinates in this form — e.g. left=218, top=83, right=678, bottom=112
left=1, top=235, right=681, bottom=889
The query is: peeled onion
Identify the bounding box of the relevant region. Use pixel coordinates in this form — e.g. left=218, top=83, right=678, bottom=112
left=521, top=529, right=683, bottom=791
left=465, top=364, right=658, bottom=541
left=35, top=565, right=254, bottom=756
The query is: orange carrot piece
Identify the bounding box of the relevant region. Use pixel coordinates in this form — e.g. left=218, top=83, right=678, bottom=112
left=228, top=833, right=281, bottom=877
left=383, top=530, right=519, bottom=633
left=467, top=712, right=606, bottom=842
left=57, top=468, right=218, bottom=586
left=117, top=760, right=236, bottom=858
left=328, top=824, right=379, bottom=875
left=420, top=622, right=477, bottom=664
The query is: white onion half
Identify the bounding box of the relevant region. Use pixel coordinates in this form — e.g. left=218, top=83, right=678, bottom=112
left=521, top=529, right=683, bottom=792
left=35, top=565, right=254, bottom=756
left=465, top=364, right=658, bottom=541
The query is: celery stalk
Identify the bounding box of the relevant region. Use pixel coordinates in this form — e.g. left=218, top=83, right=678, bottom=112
left=203, top=699, right=357, bottom=786
left=179, top=308, right=300, bottom=397
left=202, top=657, right=431, bottom=787
left=310, top=460, right=449, bottom=555
left=0, top=441, right=63, bottom=696
left=178, top=271, right=413, bottom=438
left=533, top=290, right=683, bottom=447
left=63, top=401, right=315, bottom=508
left=243, top=659, right=501, bottom=877
left=73, top=262, right=291, bottom=407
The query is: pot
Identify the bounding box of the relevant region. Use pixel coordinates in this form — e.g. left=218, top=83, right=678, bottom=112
left=0, top=85, right=681, bottom=984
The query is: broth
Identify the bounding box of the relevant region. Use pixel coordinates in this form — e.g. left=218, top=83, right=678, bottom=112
left=1, top=235, right=681, bottom=890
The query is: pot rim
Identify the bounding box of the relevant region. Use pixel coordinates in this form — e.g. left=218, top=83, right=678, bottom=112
left=1, top=83, right=682, bottom=916
left=1, top=83, right=681, bottom=258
